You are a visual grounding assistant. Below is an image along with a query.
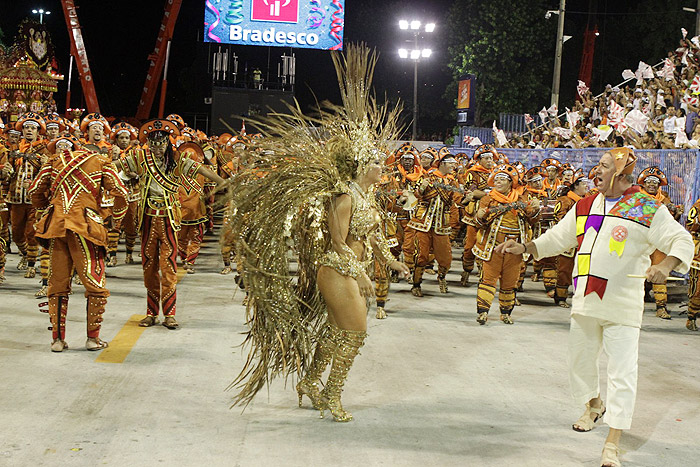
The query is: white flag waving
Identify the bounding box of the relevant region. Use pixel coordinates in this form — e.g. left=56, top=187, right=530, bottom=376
left=624, top=109, right=649, bottom=135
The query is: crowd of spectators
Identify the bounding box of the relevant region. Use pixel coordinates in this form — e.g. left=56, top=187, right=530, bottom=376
left=506, top=31, right=700, bottom=151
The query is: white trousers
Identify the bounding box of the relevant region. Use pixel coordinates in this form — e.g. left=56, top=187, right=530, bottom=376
left=568, top=314, right=640, bottom=430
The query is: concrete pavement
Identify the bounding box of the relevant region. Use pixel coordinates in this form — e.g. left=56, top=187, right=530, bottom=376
left=0, top=234, right=698, bottom=467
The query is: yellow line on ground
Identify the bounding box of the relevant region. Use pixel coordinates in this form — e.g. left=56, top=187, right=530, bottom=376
left=95, top=314, right=148, bottom=364
left=95, top=245, right=197, bottom=363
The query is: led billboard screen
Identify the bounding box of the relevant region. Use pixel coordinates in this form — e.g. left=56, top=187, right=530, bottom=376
left=204, top=0, right=345, bottom=50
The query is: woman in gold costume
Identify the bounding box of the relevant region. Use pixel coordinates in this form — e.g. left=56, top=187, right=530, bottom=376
left=227, top=45, right=408, bottom=422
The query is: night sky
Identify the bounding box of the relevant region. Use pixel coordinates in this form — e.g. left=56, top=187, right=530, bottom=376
left=0, top=0, right=692, bottom=134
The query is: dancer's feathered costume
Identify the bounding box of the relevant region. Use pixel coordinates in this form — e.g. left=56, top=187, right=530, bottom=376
left=226, top=44, right=403, bottom=416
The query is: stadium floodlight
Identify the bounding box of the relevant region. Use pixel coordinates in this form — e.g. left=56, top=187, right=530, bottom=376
left=398, top=19, right=435, bottom=141
left=31, top=8, right=51, bottom=23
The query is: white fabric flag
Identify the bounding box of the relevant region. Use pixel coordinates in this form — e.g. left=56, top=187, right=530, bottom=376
left=538, top=107, right=548, bottom=124
left=675, top=128, right=689, bottom=147
left=656, top=58, right=675, bottom=81
left=689, top=76, right=700, bottom=94
left=608, top=99, right=625, bottom=120
left=551, top=126, right=573, bottom=139
left=622, top=61, right=654, bottom=85
left=463, top=135, right=483, bottom=146
left=607, top=100, right=627, bottom=132
left=683, top=93, right=699, bottom=107
left=566, top=107, right=580, bottom=128
left=592, top=125, right=613, bottom=142
left=624, top=109, right=649, bottom=135
left=577, top=80, right=589, bottom=97
left=492, top=121, right=508, bottom=147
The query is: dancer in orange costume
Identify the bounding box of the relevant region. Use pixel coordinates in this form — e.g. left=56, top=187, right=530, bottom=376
left=459, top=144, right=495, bottom=285
left=473, top=164, right=539, bottom=325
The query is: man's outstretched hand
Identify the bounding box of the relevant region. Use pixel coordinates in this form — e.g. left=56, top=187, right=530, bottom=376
left=494, top=239, right=526, bottom=255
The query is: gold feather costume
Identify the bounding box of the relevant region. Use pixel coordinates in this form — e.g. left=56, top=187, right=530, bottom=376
left=225, top=44, right=403, bottom=411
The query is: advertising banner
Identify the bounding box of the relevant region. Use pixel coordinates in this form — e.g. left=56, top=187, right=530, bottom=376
left=457, top=78, right=472, bottom=110
left=204, top=0, right=345, bottom=50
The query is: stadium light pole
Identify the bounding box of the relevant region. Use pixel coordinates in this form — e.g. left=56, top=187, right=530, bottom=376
left=31, top=8, right=51, bottom=24
left=547, top=0, right=566, bottom=108
left=399, top=20, right=435, bottom=141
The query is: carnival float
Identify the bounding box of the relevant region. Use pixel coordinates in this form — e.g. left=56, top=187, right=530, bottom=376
left=0, top=19, right=64, bottom=126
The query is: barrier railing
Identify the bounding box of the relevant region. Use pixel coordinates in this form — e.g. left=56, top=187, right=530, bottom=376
left=447, top=148, right=700, bottom=212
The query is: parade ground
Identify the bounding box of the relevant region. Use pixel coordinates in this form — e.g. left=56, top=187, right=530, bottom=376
left=1, top=232, right=698, bottom=467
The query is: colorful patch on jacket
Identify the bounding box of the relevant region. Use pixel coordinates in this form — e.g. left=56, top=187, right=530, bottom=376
left=607, top=192, right=660, bottom=227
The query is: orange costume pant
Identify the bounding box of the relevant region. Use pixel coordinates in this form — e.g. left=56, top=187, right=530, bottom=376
left=123, top=200, right=139, bottom=254
left=141, top=215, right=178, bottom=317
left=1, top=208, right=9, bottom=253
left=107, top=228, right=120, bottom=257
left=647, top=250, right=667, bottom=310
left=462, top=224, right=478, bottom=272
left=449, top=203, right=465, bottom=241
left=178, top=223, right=205, bottom=266
left=220, top=217, right=237, bottom=267
left=47, top=230, right=109, bottom=341
left=402, top=224, right=418, bottom=270
left=688, top=268, right=700, bottom=319
left=556, top=254, right=575, bottom=303
left=534, top=256, right=558, bottom=293
left=0, top=210, right=6, bottom=270
left=412, top=229, right=451, bottom=285
left=10, top=203, right=38, bottom=266
left=476, top=236, right=522, bottom=315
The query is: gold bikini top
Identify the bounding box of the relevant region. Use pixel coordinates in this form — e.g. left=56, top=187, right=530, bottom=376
left=347, top=181, right=380, bottom=240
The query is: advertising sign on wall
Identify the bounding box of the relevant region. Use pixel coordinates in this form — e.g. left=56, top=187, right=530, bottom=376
left=204, top=0, right=345, bottom=51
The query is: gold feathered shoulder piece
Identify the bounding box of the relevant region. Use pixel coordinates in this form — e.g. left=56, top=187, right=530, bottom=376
left=225, top=43, right=402, bottom=408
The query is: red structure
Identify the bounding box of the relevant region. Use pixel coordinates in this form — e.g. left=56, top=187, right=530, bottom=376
left=135, top=0, right=183, bottom=120
left=60, top=0, right=100, bottom=113
left=578, top=26, right=598, bottom=89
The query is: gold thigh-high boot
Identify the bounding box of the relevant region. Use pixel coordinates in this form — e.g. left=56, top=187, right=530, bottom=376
left=653, top=283, right=670, bottom=319
left=297, top=323, right=340, bottom=409
left=320, top=328, right=367, bottom=422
